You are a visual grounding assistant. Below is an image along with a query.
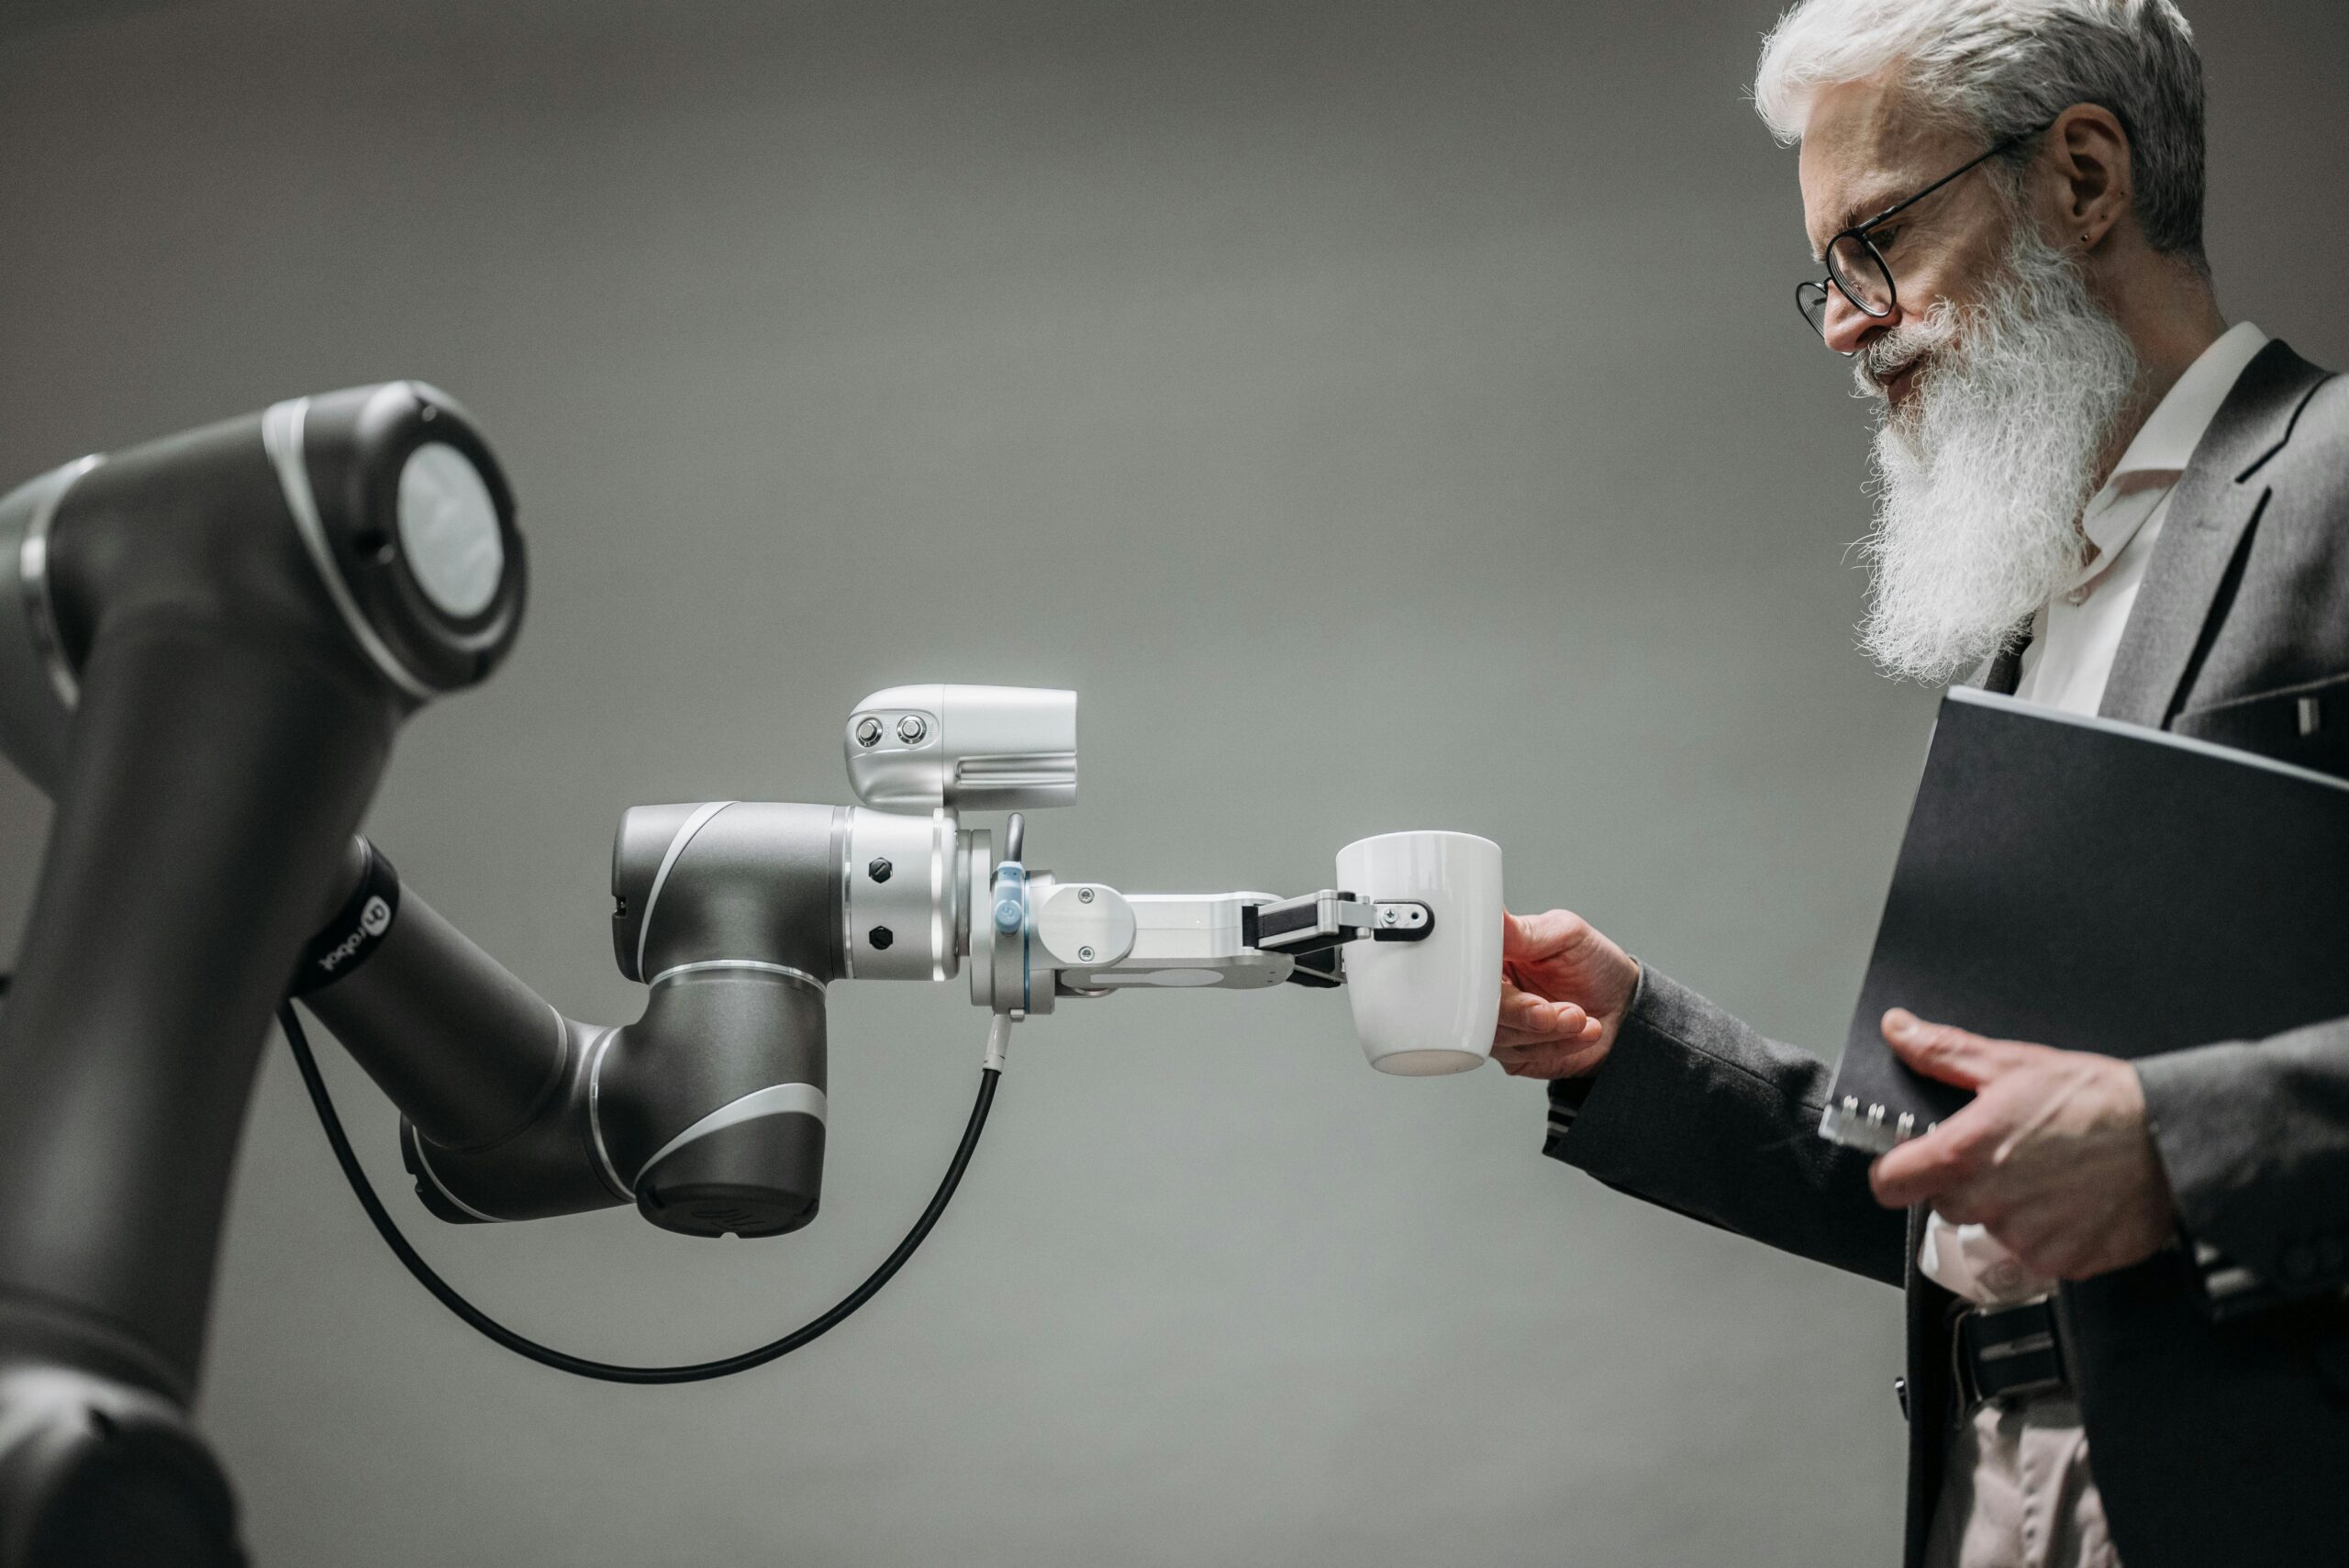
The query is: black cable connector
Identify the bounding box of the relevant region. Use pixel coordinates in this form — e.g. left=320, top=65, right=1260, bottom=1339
left=278, top=1000, right=998, bottom=1385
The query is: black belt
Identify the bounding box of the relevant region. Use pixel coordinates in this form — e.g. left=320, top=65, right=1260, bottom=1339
left=1954, top=1297, right=2071, bottom=1407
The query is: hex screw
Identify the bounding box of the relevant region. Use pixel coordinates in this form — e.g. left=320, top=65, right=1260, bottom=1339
left=869, top=857, right=894, bottom=884
left=854, top=717, right=884, bottom=748
left=1077, top=887, right=1094, bottom=903
left=868, top=926, right=895, bottom=951
left=1077, top=946, right=1095, bottom=962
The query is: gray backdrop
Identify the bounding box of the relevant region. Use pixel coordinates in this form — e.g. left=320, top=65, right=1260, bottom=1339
left=0, top=2, right=2341, bottom=1562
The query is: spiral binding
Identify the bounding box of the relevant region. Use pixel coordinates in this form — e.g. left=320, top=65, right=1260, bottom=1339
left=1819, top=1094, right=1934, bottom=1154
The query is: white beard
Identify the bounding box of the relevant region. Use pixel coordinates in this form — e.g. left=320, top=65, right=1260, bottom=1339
left=1855, top=225, right=2142, bottom=684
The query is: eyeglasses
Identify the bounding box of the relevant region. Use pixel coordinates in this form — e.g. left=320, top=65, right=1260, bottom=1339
left=1796, top=120, right=2053, bottom=354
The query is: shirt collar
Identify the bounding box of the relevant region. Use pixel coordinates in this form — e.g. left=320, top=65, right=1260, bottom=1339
left=2079, top=320, right=2269, bottom=564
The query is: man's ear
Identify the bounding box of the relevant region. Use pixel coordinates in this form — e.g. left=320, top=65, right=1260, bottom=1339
left=2044, top=102, right=2133, bottom=251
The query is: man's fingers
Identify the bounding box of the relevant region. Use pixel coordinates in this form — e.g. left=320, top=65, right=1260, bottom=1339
left=1494, top=1039, right=1609, bottom=1079
left=1502, top=910, right=1543, bottom=962
left=1991, top=1213, right=2074, bottom=1278
left=1503, top=907, right=1593, bottom=964
left=1880, top=1009, right=2034, bottom=1090
left=1495, top=986, right=1603, bottom=1047
left=1920, top=1179, right=2003, bottom=1229
left=1497, top=985, right=1587, bottom=1038
left=1495, top=1018, right=1604, bottom=1051
left=1869, top=1111, right=1992, bottom=1207
left=1503, top=911, right=1529, bottom=961
left=1871, top=1141, right=1954, bottom=1207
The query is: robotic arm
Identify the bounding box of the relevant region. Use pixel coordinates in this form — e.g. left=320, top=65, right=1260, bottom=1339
left=0, top=382, right=524, bottom=1566
left=0, top=390, right=1491, bottom=1566
left=294, top=684, right=1451, bottom=1242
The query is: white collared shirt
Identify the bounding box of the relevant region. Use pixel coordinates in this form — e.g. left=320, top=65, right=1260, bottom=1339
left=1920, top=320, right=2270, bottom=1307
left=2009, top=321, right=2272, bottom=714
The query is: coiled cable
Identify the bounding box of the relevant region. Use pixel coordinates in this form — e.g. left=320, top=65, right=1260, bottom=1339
left=278, top=999, right=998, bottom=1385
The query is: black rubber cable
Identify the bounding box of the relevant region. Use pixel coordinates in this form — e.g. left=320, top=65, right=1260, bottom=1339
left=277, top=999, right=1000, bottom=1385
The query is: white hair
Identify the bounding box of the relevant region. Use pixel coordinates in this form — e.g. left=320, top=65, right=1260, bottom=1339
left=1754, top=0, right=2207, bottom=265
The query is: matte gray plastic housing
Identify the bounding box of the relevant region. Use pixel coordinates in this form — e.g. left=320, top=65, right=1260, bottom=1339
left=0, top=383, right=525, bottom=1566
left=314, top=802, right=852, bottom=1240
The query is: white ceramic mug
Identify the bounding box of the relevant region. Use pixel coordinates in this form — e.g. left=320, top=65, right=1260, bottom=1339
left=1334, top=831, right=1503, bottom=1075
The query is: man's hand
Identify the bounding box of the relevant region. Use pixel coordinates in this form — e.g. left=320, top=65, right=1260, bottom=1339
left=1868, top=1009, right=2178, bottom=1281
left=1490, top=909, right=1640, bottom=1079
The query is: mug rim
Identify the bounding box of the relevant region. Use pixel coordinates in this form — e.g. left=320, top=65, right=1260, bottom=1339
left=1336, top=828, right=1500, bottom=856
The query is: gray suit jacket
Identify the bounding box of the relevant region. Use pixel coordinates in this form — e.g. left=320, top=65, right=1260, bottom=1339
left=1544, top=339, right=2349, bottom=1568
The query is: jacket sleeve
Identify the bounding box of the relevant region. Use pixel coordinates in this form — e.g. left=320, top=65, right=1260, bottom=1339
left=2135, top=1013, right=2349, bottom=1302
left=1542, top=965, right=1908, bottom=1288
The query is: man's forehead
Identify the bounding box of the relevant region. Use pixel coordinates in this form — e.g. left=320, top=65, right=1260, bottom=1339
left=1798, top=77, right=1974, bottom=251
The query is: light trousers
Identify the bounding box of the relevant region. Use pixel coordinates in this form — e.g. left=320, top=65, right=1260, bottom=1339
left=1924, top=1394, right=2121, bottom=1568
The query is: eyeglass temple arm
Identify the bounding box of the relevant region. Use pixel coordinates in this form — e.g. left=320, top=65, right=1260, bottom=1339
left=1842, top=117, right=2055, bottom=240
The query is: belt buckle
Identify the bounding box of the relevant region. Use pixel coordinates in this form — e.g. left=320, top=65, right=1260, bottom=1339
left=1954, top=1298, right=2068, bottom=1409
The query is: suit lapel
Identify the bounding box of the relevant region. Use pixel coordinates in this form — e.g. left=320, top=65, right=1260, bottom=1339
left=1981, top=637, right=2028, bottom=696
left=2099, top=341, right=2332, bottom=728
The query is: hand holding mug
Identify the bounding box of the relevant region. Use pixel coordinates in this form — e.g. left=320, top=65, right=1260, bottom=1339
left=1491, top=909, right=1637, bottom=1079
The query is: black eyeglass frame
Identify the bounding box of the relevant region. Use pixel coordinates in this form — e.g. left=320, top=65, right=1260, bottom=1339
left=1796, top=118, right=2055, bottom=354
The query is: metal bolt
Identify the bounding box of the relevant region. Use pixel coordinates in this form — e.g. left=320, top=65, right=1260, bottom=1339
left=868, top=925, right=895, bottom=950
left=854, top=717, right=884, bottom=748
left=1077, top=887, right=1094, bottom=903
left=896, top=715, right=928, bottom=743
left=868, top=857, right=893, bottom=884
left=1077, top=946, right=1095, bottom=962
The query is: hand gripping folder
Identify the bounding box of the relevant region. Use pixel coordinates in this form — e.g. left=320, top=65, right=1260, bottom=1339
left=1821, top=686, right=2349, bottom=1155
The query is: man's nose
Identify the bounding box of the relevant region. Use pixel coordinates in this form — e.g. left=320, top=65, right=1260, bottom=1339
left=1821, top=284, right=1891, bottom=358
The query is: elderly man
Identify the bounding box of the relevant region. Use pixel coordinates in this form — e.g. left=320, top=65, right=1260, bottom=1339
left=1498, top=4, right=2349, bottom=1566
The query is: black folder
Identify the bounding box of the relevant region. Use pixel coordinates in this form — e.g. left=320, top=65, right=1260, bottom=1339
left=1820, top=686, right=2349, bottom=1153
